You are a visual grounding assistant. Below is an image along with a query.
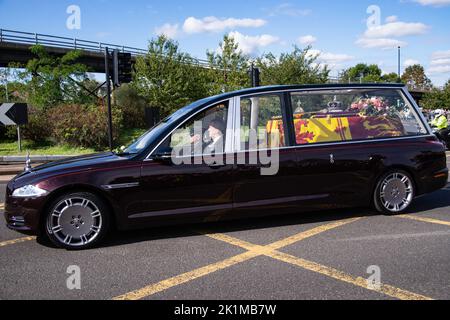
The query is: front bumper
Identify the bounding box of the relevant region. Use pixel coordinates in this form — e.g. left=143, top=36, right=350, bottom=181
left=4, top=183, right=46, bottom=235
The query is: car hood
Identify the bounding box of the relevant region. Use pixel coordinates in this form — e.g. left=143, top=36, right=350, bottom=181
left=12, top=152, right=127, bottom=185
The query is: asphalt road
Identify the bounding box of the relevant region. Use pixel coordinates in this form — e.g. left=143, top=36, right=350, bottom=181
left=0, top=155, right=449, bottom=300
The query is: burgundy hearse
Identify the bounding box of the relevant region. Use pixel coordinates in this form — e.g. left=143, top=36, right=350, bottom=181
left=4, top=84, right=448, bottom=249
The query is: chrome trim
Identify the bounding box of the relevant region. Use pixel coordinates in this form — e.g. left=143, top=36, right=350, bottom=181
left=10, top=216, right=25, bottom=223
left=129, top=194, right=329, bottom=219
left=101, top=182, right=140, bottom=190
left=144, top=85, right=429, bottom=160
left=144, top=135, right=435, bottom=161
left=129, top=204, right=233, bottom=219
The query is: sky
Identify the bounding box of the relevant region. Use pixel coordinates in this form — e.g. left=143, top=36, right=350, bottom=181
left=1, top=0, right=450, bottom=85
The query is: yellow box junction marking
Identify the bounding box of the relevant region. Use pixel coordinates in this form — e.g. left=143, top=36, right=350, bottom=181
left=0, top=237, right=36, bottom=248
left=0, top=203, right=4, bottom=211
left=113, top=218, right=360, bottom=301
left=397, top=215, right=450, bottom=227
left=114, top=216, right=433, bottom=301
left=114, top=218, right=432, bottom=300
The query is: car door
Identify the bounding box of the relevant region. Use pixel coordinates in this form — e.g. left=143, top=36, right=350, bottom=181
left=288, top=88, right=418, bottom=208
left=130, top=101, right=235, bottom=225
left=231, top=93, right=305, bottom=218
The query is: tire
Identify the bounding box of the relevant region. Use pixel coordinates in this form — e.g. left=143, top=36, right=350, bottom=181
left=44, top=192, right=110, bottom=250
left=373, top=170, right=415, bottom=215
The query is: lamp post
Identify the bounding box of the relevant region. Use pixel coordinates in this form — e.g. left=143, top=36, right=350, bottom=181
left=398, top=46, right=401, bottom=80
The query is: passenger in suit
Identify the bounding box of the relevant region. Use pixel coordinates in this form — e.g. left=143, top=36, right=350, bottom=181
left=204, top=119, right=225, bottom=155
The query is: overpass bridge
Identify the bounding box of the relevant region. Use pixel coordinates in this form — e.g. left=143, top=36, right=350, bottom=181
left=0, top=28, right=209, bottom=73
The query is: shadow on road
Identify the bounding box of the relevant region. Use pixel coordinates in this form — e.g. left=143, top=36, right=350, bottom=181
left=36, top=183, right=450, bottom=250
left=409, top=183, right=450, bottom=213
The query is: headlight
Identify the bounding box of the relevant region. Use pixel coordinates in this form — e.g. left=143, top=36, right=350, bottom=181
left=12, top=185, right=48, bottom=198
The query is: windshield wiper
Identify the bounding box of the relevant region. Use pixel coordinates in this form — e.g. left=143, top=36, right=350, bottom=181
left=115, top=151, right=139, bottom=156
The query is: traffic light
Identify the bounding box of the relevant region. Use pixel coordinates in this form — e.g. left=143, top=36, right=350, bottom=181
left=113, top=50, right=132, bottom=86
left=248, top=66, right=260, bottom=87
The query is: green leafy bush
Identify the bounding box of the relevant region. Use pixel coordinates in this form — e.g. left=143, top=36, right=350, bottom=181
left=49, top=104, right=123, bottom=150
left=21, top=106, right=53, bottom=143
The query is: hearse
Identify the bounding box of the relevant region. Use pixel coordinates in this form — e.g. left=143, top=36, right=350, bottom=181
left=4, top=84, right=448, bottom=249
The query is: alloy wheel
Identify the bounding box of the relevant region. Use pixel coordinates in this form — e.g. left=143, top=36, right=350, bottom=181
left=47, top=197, right=103, bottom=248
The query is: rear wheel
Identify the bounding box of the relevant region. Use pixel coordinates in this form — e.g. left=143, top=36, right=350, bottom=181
left=45, top=192, right=110, bottom=250
left=373, top=170, right=415, bottom=215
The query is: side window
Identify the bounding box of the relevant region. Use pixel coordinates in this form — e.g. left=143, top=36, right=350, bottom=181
left=240, top=94, right=285, bottom=150
left=160, top=102, right=229, bottom=156
left=290, top=89, right=427, bottom=145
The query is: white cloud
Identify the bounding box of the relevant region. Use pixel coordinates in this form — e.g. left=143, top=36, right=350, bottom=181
left=307, top=49, right=354, bottom=72
left=404, top=59, right=420, bottom=67
left=428, top=50, right=450, bottom=75
left=182, top=16, right=266, bottom=34
left=227, top=31, right=280, bottom=55
left=298, top=35, right=317, bottom=46
left=154, top=23, right=179, bottom=39
left=364, top=22, right=429, bottom=38
left=356, top=38, right=407, bottom=50
left=414, top=0, right=450, bottom=7
left=428, top=65, right=450, bottom=74
left=432, top=50, right=450, bottom=60
left=431, top=58, right=450, bottom=66
left=385, top=16, right=398, bottom=23
left=267, top=3, right=312, bottom=17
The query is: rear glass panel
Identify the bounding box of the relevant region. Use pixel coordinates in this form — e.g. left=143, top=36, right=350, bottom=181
left=286, top=89, right=427, bottom=145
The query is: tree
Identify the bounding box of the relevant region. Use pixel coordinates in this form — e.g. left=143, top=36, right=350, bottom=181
left=444, top=79, right=450, bottom=91
left=207, top=35, right=250, bottom=94
left=401, top=64, right=432, bottom=90
left=114, top=84, right=147, bottom=129
left=133, top=36, right=209, bottom=117
left=256, top=46, right=330, bottom=85
left=421, top=86, right=450, bottom=110
left=341, top=64, right=385, bottom=83
left=382, top=72, right=401, bottom=83
left=23, top=45, right=89, bottom=109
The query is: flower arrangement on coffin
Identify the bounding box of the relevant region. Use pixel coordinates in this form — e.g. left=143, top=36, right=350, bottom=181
left=350, top=97, right=394, bottom=116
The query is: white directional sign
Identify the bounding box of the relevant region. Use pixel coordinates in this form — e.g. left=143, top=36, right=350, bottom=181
left=0, top=103, right=28, bottom=126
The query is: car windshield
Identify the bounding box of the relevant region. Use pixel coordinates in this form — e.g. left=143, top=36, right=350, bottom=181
left=121, top=106, right=195, bottom=155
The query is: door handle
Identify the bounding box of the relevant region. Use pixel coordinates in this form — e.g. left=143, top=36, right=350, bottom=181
left=330, top=154, right=335, bottom=164
left=209, top=162, right=226, bottom=169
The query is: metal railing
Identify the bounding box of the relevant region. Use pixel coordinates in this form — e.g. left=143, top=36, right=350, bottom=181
left=0, top=28, right=210, bottom=67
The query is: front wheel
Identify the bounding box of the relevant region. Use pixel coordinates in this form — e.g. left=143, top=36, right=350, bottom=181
left=45, top=192, right=110, bottom=250
left=373, top=170, right=415, bottom=215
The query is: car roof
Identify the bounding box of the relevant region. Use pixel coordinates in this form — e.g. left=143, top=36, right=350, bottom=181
left=196, top=83, right=406, bottom=107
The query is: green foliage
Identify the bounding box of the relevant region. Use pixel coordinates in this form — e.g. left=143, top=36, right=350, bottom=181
left=401, top=64, right=432, bottom=89
left=48, top=104, right=123, bottom=150
left=133, top=36, right=210, bottom=118
left=22, top=45, right=90, bottom=109
left=21, top=106, right=53, bottom=142
left=382, top=72, right=401, bottom=83
left=342, top=63, right=385, bottom=83
left=256, top=46, right=330, bottom=85
left=207, top=35, right=250, bottom=93
left=421, top=85, right=450, bottom=110
left=114, top=84, right=147, bottom=129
